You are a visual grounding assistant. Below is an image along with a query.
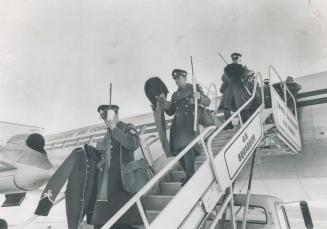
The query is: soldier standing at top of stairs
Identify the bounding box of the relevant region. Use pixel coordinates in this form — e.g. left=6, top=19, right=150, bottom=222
left=218, top=52, right=255, bottom=129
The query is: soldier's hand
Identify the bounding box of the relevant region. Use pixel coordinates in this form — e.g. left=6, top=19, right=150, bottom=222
left=156, top=93, right=166, bottom=103
left=193, top=92, right=201, bottom=100
left=105, top=120, right=117, bottom=130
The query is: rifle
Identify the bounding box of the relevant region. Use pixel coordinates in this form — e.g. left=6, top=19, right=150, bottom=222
left=218, top=52, right=228, bottom=65
left=97, top=83, right=113, bottom=201
left=190, top=56, right=198, bottom=132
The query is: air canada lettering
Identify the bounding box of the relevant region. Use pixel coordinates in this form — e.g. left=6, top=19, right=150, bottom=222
left=238, top=134, right=256, bottom=162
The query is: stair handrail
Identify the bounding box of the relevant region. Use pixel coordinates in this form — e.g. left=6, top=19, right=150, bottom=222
left=206, top=72, right=263, bottom=188
left=268, top=65, right=298, bottom=119
left=102, top=125, right=216, bottom=228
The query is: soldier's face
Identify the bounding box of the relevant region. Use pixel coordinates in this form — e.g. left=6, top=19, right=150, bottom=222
left=174, top=75, right=187, bottom=87
left=232, top=57, right=241, bottom=64
left=99, top=109, right=108, bottom=120
left=99, top=109, right=118, bottom=121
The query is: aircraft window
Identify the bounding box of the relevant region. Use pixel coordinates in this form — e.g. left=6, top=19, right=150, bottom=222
left=223, top=205, right=267, bottom=225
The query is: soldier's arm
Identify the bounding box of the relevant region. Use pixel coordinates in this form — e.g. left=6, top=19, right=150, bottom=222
left=111, top=124, right=140, bottom=151
left=243, top=65, right=255, bottom=76
left=219, top=74, right=229, bottom=93
left=196, top=84, right=211, bottom=107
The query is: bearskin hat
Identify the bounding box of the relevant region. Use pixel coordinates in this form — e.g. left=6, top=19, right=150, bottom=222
left=144, top=77, right=169, bottom=106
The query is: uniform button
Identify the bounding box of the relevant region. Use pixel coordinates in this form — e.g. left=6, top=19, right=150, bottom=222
left=80, top=199, right=83, bottom=202
left=185, top=112, right=188, bottom=115
left=185, top=104, right=188, bottom=108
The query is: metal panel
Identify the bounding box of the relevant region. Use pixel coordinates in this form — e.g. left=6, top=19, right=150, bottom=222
left=271, top=88, right=302, bottom=150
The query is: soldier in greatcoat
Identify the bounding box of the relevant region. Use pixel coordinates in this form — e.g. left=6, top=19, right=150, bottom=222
left=161, top=69, right=210, bottom=184
left=218, top=53, right=255, bottom=128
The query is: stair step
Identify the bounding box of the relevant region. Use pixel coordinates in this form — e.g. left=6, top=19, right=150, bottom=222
left=213, top=133, right=235, bottom=141
left=195, top=155, right=207, bottom=162
left=160, top=182, right=182, bottom=195
left=146, top=209, right=160, bottom=223
left=169, top=170, right=186, bottom=182
left=143, top=195, right=173, bottom=211
left=212, top=138, right=230, bottom=146
left=219, top=128, right=239, bottom=135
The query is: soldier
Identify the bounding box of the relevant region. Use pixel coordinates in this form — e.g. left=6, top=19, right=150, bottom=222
left=285, top=76, right=301, bottom=114
left=218, top=53, right=254, bottom=129
left=162, top=69, right=210, bottom=184
left=286, top=76, right=301, bottom=97
left=92, top=104, right=142, bottom=229
left=34, top=104, right=142, bottom=229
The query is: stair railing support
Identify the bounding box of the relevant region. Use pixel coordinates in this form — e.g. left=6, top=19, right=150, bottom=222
left=136, top=199, right=150, bottom=229
left=229, top=186, right=237, bottom=229
left=241, top=150, right=257, bottom=229
left=201, top=138, right=222, bottom=191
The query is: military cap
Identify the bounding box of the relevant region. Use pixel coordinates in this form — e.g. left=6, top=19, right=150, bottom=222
left=97, top=104, right=120, bottom=113
left=264, top=78, right=270, bottom=84
left=231, top=53, right=242, bottom=59
left=172, top=69, right=187, bottom=79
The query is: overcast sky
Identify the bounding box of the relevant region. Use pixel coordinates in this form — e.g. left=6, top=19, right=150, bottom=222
left=0, top=0, right=326, bottom=134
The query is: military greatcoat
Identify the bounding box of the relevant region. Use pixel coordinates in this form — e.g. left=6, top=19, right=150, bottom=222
left=165, top=83, right=210, bottom=153
left=218, top=63, right=253, bottom=112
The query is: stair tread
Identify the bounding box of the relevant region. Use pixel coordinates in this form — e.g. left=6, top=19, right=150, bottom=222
left=144, top=195, right=174, bottom=211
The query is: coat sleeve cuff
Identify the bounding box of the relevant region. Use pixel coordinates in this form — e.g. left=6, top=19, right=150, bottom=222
left=34, top=198, right=53, bottom=216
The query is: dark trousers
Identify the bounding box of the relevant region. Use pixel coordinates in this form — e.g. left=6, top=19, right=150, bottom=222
left=178, top=147, right=197, bottom=179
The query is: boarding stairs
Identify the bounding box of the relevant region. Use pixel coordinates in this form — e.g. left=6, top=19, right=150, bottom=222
left=102, top=66, right=303, bottom=229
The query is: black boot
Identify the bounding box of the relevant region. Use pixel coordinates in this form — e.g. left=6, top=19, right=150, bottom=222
left=223, top=108, right=234, bottom=129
